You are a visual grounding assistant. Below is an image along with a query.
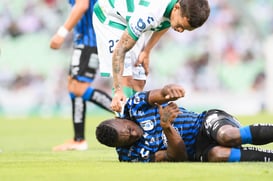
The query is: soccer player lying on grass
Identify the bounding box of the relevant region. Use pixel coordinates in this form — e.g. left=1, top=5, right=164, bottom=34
left=96, top=84, right=273, bottom=162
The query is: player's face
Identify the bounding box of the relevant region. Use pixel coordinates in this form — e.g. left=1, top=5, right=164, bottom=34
left=113, top=119, right=144, bottom=147
left=171, top=16, right=194, bottom=33
left=170, top=3, right=194, bottom=32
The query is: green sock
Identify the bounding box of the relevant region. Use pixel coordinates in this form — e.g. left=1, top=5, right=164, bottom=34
left=112, top=86, right=135, bottom=98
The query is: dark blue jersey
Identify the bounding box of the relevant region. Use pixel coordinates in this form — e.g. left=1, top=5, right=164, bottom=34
left=117, top=91, right=207, bottom=162
left=68, top=0, right=97, bottom=47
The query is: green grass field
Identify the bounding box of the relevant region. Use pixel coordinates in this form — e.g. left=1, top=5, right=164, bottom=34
left=0, top=112, right=273, bottom=181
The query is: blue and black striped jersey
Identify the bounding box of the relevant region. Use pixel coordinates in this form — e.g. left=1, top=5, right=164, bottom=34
left=117, top=91, right=207, bottom=162
left=68, top=0, right=97, bottom=46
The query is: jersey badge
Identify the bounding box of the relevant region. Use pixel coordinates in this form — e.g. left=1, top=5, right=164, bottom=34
left=140, top=120, right=154, bottom=131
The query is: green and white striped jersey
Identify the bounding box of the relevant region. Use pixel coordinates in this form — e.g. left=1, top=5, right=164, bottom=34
left=94, top=0, right=178, bottom=40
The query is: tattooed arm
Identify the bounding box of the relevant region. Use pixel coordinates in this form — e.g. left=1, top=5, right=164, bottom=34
left=154, top=102, right=188, bottom=162
left=111, top=30, right=137, bottom=112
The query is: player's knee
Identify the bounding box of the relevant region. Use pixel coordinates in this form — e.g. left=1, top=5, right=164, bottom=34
left=207, top=146, right=230, bottom=162
left=132, top=79, right=146, bottom=92
left=68, top=80, right=90, bottom=97
left=217, top=126, right=240, bottom=146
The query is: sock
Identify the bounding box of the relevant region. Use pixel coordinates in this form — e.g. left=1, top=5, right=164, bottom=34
left=83, top=87, right=113, bottom=113
left=249, top=124, right=273, bottom=145
left=71, top=96, right=86, bottom=141
left=120, top=86, right=135, bottom=98
left=239, top=126, right=252, bottom=144
left=111, top=86, right=136, bottom=98
left=240, top=147, right=273, bottom=162
left=228, top=148, right=241, bottom=162
left=82, top=86, right=94, bottom=101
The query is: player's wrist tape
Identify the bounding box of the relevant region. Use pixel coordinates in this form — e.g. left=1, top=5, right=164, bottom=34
left=57, top=26, right=69, bottom=38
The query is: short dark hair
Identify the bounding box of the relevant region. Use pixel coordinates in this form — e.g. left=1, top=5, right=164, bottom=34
left=96, top=119, right=118, bottom=147
left=180, top=0, right=210, bottom=28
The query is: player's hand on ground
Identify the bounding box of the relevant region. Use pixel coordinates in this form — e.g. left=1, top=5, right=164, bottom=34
left=50, top=34, right=65, bottom=49
left=161, top=84, right=185, bottom=101
left=157, top=102, right=180, bottom=128
left=111, top=90, right=127, bottom=112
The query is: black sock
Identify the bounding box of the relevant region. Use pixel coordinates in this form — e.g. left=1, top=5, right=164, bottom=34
left=89, top=89, right=113, bottom=113
left=240, top=147, right=273, bottom=162
left=72, top=97, right=86, bottom=141
left=250, top=124, right=273, bottom=145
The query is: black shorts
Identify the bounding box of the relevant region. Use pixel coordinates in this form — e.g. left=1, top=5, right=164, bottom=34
left=69, top=45, right=99, bottom=83
left=194, top=109, right=241, bottom=162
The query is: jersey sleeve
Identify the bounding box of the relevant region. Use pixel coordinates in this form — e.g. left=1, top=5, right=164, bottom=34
left=127, top=12, right=159, bottom=41
left=122, top=91, right=150, bottom=119
left=126, top=0, right=170, bottom=41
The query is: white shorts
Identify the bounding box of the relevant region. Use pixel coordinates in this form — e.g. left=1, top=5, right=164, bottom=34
left=93, top=6, right=152, bottom=80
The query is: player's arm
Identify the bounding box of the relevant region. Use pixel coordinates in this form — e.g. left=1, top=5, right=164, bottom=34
left=112, top=29, right=136, bottom=93
left=111, top=30, right=136, bottom=112
left=147, top=84, right=185, bottom=105
left=143, top=28, right=169, bottom=53
left=154, top=103, right=188, bottom=162
left=136, top=28, right=169, bottom=75
left=63, top=0, right=89, bottom=32
left=50, top=0, right=89, bottom=49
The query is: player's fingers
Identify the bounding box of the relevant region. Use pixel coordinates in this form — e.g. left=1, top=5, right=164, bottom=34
left=111, top=104, right=121, bottom=112
left=168, top=89, right=184, bottom=99
left=168, top=102, right=180, bottom=113
left=111, top=98, right=121, bottom=112
left=142, top=63, right=149, bottom=75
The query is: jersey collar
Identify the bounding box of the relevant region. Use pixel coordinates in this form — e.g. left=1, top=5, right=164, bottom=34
left=163, top=0, right=178, bottom=19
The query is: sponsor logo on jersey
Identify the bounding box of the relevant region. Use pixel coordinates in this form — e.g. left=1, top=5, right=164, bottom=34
left=140, top=120, right=154, bottom=131
left=133, top=94, right=141, bottom=104
left=130, top=16, right=155, bottom=37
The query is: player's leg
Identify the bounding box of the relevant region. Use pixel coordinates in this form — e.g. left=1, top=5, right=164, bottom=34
left=52, top=76, right=88, bottom=151
left=203, top=109, right=273, bottom=161
left=239, top=123, right=273, bottom=145
left=215, top=123, right=273, bottom=146
left=93, top=14, right=141, bottom=98
left=207, top=146, right=273, bottom=162
left=113, top=32, right=151, bottom=96
left=52, top=46, right=112, bottom=151
left=70, top=45, right=112, bottom=111
left=131, top=31, right=153, bottom=92
left=196, top=112, right=273, bottom=162
left=70, top=92, right=87, bottom=143
left=205, top=110, right=273, bottom=146
left=128, top=31, right=153, bottom=93
left=203, top=109, right=243, bottom=147
left=69, top=45, right=113, bottom=139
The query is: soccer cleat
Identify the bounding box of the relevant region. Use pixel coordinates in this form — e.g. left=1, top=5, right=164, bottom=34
left=52, top=140, right=88, bottom=151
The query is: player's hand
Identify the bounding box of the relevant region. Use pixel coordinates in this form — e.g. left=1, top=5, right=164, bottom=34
left=135, top=50, right=150, bottom=75
left=161, top=84, right=185, bottom=101
left=111, top=90, right=127, bottom=112
left=50, top=34, right=65, bottom=49
left=157, top=102, right=180, bottom=129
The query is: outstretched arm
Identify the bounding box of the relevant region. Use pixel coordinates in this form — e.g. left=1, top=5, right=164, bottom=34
left=154, top=103, right=188, bottom=162
left=135, top=28, right=169, bottom=75
left=147, top=84, right=185, bottom=105
left=50, top=0, right=89, bottom=49
left=111, top=30, right=137, bottom=112
left=112, top=30, right=136, bottom=93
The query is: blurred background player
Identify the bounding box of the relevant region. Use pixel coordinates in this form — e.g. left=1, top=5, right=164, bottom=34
left=50, top=0, right=113, bottom=151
